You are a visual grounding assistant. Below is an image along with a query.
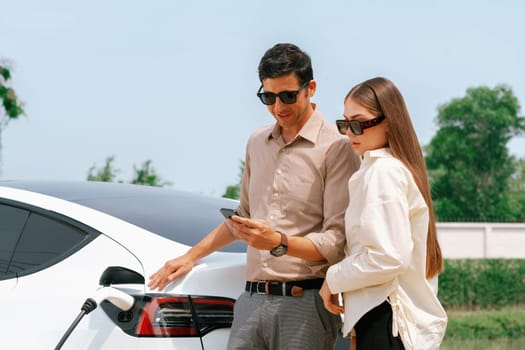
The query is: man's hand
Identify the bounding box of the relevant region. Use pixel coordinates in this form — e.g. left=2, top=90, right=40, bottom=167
left=148, top=255, right=196, bottom=291
left=319, top=280, right=344, bottom=315
left=226, top=215, right=324, bottom=261
left=148, top=222, right=237, bottom=291
left=226, top=215, right=281, bottom=250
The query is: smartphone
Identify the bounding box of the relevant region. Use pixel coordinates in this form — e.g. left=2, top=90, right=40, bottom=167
left=220, top=208, right=240, bottom=219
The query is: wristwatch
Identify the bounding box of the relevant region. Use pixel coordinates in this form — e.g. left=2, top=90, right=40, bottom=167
left=270, top=231, right=288, bottom=257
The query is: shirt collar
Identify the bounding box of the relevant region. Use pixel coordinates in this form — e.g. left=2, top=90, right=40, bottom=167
left=266, top=103, right=322, bottom=145
left=362, top=147, right=393, bottom=161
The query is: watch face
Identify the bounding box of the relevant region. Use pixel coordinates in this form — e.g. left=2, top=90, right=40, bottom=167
left=270, top=245, right=287, bottom=257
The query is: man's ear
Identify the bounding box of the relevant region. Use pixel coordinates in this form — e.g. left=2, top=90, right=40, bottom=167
left=307, top=80, right=317, bottom=98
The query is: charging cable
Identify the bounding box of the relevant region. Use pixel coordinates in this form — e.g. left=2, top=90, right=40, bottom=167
left=55, top=287, right=134, bottom=350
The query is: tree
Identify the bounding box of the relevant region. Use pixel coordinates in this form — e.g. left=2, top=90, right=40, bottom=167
left=87, top=156, right=171, bottom=187
left=87, top=155, right=120, bottom=182
left=425, top=84, right=525, bottom=221
left=508, top=158, right=525, bottom=221
left=223, top=160, right=245, bottom=199
left=0, top=62, right=24, bottom=172
left=131, top=160, right=171, bottom=187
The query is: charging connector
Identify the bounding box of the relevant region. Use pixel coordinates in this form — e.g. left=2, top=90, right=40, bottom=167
left=55, top=287, right=134, bottom=350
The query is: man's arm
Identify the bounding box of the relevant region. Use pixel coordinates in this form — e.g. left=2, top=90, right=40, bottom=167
left=148, top=222, right=236, bottom=290
left=287, top=236, right=325, bottom=261
left=229, top=216, right=325, bottom=261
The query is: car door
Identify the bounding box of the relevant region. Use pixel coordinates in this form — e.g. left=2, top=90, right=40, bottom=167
left=0, top=201, right=144, bottom=349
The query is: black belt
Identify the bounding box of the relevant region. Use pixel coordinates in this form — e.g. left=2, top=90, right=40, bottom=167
left=245, top=278, right=324, bottom=297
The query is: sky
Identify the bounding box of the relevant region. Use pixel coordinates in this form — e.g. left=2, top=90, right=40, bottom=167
left=1, top=0, right=524, bottom=196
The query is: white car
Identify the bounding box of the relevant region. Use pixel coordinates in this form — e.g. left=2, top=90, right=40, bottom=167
left=0, top=181, right=246, bottom=349
left=0, top=181, right=350, bottom=349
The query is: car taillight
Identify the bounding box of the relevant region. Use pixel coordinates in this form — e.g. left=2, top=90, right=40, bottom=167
left=101, top=294, right=235, bottom=338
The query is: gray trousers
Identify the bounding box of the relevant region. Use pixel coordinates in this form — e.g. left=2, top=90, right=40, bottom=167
left=227, top=289, right=341, bottom=350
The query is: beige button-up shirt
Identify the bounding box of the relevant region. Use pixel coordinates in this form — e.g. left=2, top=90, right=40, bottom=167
left=237, top=105, right=361, bottom=281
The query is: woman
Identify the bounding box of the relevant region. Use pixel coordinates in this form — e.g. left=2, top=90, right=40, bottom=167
left=320, top=77, right=447, bottom=349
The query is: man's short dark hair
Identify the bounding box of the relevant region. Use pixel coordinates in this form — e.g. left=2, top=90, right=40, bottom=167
left=258, top=43, right=313, bottom=85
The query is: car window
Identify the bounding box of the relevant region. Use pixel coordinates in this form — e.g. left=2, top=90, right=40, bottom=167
left=0, top=204, right=29, bottom=276
left=8, top=212, right=87, bottom=275
left=0, top=200, right=97, bottom=279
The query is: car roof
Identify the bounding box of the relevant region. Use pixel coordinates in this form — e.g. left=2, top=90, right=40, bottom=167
left=0, top=180, right=246, bottom=253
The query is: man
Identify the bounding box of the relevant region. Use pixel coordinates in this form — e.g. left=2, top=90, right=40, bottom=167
left=149, top=43, right=361, bottom=349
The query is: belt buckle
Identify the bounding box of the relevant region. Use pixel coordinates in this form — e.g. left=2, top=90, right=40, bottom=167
left=256, top=281, right=267, bottom=295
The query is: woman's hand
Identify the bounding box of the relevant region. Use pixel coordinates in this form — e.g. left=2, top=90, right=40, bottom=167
left=319, top=280, right=344, bottom=315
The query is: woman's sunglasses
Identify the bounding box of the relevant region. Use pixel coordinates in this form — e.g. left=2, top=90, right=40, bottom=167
left=256, top=81, right=309, bottom=105
left=336, top=115, right=385, bottom=135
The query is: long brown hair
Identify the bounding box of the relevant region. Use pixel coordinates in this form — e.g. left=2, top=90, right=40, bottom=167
left=345, top=77, right=443, bottom=278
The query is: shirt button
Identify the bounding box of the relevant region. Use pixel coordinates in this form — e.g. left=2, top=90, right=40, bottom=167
left=270, top=215, right=275, bottom=220
left=273, top=192, right=278, bottom=198
left=276, top=169, right=282, bottom=174
left=263, top=262, right=268, bottom=267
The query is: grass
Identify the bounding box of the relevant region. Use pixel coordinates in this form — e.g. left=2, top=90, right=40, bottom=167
left=441, top=306, right=525, bottom=349
left=441, top=337, right=525, bottom=350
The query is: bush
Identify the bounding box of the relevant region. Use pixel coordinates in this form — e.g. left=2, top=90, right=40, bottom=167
left=439, top=259, right=525, bottom=310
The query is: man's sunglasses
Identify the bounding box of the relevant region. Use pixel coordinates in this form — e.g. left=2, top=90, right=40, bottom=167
left=257, top=81, right=309, bottom=105
left=336, top=115, right=385, bottom=135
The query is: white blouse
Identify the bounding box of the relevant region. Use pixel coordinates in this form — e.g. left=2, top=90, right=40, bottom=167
left=326, top=148, right=447, bottom=350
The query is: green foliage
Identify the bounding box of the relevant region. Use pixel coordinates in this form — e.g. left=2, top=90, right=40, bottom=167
left=440, top=259, right=525, bottom=344
left=223, top=184, right=241, bottom=199
left=444, top=307, right=525, bottom=340
left=87, top=156, right=171, bottom=187
left=509, top=159, right=525, bottom=221
left=442, top=336, right=525, bottom=350
left=0, top=64, right=24, bottom=122
left=223, top=159, right=245, bottom=199
left=439, top=259, right=525, bottom=310
left=0, top=66, right=10, bottom=80
left=425, top=85, right=525, bottom=222
left=131, top=159, right=171, bottom=187
left=87, top=155, right=120, bottom=182
left=1, top=62, right=24, bottom=173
